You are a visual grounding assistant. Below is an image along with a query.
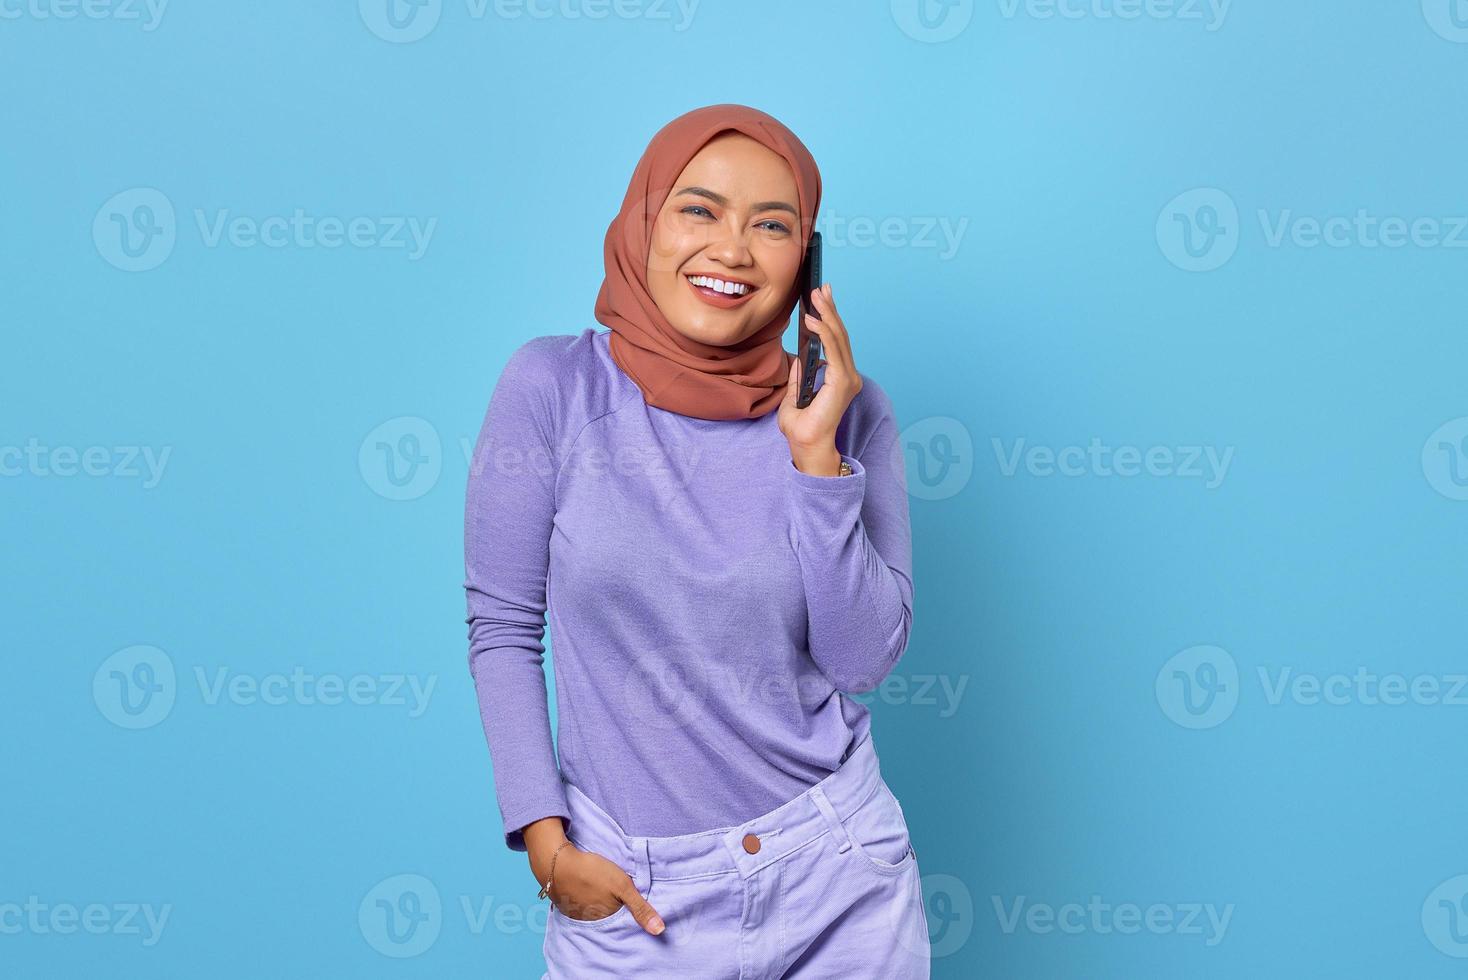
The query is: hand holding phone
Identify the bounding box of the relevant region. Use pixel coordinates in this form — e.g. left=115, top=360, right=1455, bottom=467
left=778, top=233, right=863, bottom=476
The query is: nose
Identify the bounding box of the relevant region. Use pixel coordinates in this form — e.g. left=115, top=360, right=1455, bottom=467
left=701, top=219, right=754, bottom=268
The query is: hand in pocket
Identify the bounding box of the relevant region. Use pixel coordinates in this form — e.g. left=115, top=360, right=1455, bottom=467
left=548, top=843, right=666, bottom=934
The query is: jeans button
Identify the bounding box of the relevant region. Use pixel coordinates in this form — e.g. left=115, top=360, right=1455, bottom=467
left=742, top=833, right=761, bottom=854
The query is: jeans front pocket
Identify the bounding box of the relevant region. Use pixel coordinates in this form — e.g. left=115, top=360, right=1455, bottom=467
left=542, top=878, right=646, bottom=980
left=840, top=780, right=917, bottom=877
left=550, top=897, right=635, bottom=930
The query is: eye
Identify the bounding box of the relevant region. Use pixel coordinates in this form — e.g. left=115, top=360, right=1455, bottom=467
left=757, top=220, right=791, bottom=234
left=680, top=205, right=715, bottom=219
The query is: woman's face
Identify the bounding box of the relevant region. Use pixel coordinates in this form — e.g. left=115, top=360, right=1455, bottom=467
left=646, top=132, right=804, bottom=347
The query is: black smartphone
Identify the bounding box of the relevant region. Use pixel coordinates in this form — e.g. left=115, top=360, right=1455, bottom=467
left=795, top=231, right=823, bottom=409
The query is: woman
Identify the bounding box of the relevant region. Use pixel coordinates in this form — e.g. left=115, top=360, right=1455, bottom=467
left=464, top=103, right=928, bottom=978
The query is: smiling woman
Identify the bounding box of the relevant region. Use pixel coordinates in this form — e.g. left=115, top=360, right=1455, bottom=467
left=463, top=103, right=927, bottom=979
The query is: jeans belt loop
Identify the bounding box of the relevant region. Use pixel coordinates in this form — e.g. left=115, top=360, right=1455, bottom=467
left=629, top=837, right=651, bottom=892
left=808, top=785, right=851, bottom=854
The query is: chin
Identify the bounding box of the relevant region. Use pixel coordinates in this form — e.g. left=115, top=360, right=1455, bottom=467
left=671, top=312, right=758, bottom=347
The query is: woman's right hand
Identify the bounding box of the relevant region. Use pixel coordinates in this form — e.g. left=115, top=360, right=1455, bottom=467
left=531, top=832, right=666, bottom=935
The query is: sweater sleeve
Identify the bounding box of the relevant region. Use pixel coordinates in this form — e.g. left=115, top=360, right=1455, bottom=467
left=463, top=339, right=570, bottom=852
left=786, top=381, right=915, bottom=694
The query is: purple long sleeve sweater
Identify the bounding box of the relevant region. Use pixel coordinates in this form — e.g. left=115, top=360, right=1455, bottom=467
left=464, top=327, right=914, bottom=851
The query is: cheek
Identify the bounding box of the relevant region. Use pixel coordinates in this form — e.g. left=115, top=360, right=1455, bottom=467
left=648, top=214, right=700, bottom=277
left=758, top=246, right=802, bottom=298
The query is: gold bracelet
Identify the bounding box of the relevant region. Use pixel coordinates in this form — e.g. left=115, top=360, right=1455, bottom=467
left=536, top=839, right=573, bottom=900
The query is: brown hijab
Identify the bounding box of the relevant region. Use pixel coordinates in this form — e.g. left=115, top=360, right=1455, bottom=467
left=594, top=104, right=822, bottom=421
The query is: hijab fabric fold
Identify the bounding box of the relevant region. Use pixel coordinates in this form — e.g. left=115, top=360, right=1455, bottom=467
left=594, top=104, right=822, bottom=421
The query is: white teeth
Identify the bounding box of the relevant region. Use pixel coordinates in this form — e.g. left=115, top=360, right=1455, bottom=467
left=689, top=275, right=750, bottom=296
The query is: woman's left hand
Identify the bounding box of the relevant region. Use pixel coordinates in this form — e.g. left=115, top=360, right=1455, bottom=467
left=778, top=282, right=863, bottom=476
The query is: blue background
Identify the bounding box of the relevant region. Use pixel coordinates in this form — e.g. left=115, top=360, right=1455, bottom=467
left=5, top=1, right=1468, bottom=977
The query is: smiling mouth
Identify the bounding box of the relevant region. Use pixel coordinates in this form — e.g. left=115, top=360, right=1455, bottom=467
left=685, top=273, right=758, bottom=308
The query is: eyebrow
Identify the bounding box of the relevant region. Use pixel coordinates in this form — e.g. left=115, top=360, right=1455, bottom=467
left=673, top=185, right=798, bottom=216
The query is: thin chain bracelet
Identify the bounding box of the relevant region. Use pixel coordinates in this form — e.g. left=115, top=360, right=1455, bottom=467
left=536, top=839, right=574, bottom=900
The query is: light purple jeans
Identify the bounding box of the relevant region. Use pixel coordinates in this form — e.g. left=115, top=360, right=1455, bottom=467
left=541, top=731, right=931, bottom=978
